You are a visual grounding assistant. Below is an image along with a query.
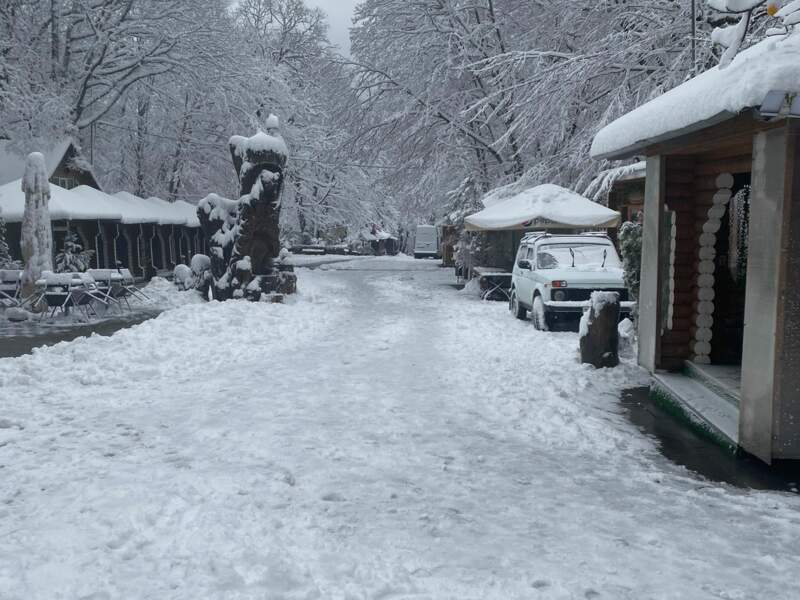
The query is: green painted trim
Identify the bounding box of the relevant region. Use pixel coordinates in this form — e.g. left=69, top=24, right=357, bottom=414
left=649, top=384, right=738, bottom=454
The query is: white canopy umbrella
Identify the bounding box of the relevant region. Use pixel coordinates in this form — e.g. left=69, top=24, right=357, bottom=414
left=465, top=184, right=620, bottom=231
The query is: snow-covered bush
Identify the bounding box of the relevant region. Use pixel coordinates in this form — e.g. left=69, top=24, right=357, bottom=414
left=173, top=264, right=193, bottom=290
left=618, top=221, right=642, bottom=302
left=55, top=232, right=95, bottom=273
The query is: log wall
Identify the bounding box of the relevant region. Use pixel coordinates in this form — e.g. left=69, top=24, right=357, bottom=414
left=657, top=149, right=752, bottom=371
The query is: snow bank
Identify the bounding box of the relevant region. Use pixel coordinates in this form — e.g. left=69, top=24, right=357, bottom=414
left=465, top=183, right=621, bottom=231
left=459, top=276, right=483, bottom=297
left=141, top=276, right=204, bottom=309
left=592, top=31, right=800, bottom=158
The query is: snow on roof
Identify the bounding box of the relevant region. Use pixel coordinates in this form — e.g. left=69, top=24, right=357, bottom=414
left=0, top=180, right=121, bottom=222
left=465, top=184, right=621, bottom=231
left=0, top=139, right=73, bottom=186
left=591, top=31, right=800, bottom=159
left=584, top=161, right=646, bottom=203
left=0, top=180, right=199, bottom=227
left=114, top=192, right=198, bottom=227
left=173, top=200, right=201, bottom=228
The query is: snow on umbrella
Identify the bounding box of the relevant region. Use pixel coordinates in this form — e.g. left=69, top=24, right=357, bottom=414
left=464, top=183, right=620, bottom=231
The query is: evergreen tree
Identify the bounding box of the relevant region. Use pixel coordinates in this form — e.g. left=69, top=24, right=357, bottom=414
left=618, top=221, right=643, bottom=302
left=0, top=214, right=18, bottom=268
left=55, top=231, right=95, bottom=273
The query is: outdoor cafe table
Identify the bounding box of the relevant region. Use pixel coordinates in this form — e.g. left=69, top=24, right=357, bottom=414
left=472, top=266, right=513, bottom=301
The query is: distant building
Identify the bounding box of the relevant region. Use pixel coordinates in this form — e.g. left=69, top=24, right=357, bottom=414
left=0, top=139, right=200, bottom=277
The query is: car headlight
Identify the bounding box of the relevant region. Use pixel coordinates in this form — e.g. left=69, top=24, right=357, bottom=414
left=553, top=290, right=566, bottom=301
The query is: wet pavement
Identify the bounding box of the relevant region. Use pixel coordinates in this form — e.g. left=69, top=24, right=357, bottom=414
left=621, top=386, right=800, bottom=493
left=0, top=310, right=161, bottom=359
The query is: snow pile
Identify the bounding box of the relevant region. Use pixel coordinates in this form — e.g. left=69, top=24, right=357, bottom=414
left=141, top=276, right=204, bottom=309
left=618, top=316, right=636, bottom=357
left=172, top=264, right=192, bottom=290
left=4, top=307, right=31, bottom=322
left=465, top=184, right=621, bottom=231
left=459, top=276, right=483, bottom=297
left=592, top=30, right=800, bottom=158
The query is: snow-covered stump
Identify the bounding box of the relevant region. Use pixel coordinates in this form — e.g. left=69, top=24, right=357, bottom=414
left=20, top=153, right=53, bottom=301
left=579, top=291, right=621, bottom=369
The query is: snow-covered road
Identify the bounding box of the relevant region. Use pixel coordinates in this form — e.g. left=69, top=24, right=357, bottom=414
left=1, top=257, right=799, bottom=599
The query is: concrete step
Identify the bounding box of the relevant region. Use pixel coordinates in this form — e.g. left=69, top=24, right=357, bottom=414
left=652, top=372, right=740, bottom=447
left=683, top=361, right=741, bottom=408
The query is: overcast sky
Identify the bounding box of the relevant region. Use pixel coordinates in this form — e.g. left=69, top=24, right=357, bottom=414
left=306, top=0, right=359, bottom=56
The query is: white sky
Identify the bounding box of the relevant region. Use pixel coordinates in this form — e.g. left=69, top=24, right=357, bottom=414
left=306, top=0, right=359, bottom=56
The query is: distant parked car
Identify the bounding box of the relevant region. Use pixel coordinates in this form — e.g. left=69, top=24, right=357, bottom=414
left=509, top=233, right=633, bottom=331
left=414, top=225, right=439, bottom=259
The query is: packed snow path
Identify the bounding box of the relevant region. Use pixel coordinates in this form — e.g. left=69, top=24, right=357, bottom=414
left=1, top=257, right=798, bottom=599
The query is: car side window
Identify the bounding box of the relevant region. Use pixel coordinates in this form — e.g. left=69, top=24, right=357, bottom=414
left=537, top=249, right=557, bottom=270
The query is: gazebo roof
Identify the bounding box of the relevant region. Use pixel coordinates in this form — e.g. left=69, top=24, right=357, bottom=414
left=591, top=31, right=800, bottom=160
left=464, top=184, right=620, bottom=231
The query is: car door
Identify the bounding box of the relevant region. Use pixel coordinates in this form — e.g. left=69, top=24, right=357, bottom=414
left=523, top=245, right=538, bottom=304
left=512, top=244, right=527, bottom=300
left=515, top=245, right=534, bottom=305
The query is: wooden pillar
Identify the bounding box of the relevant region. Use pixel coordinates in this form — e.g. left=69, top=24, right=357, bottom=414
left=740, top=124, right=796, bottom=462
left=638, top=156, right=666, bottom=372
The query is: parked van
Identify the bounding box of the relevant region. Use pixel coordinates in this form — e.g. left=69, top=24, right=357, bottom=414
left=414, top=225, right=439, bottom=259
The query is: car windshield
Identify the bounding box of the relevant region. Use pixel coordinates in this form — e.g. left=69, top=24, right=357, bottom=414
left=537, top=243, right=621, bottom=270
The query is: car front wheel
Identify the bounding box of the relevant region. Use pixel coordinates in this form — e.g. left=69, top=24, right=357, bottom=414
left=510, top=290, right=527, bottom=320
left=532, top=295, right=549, bottom=331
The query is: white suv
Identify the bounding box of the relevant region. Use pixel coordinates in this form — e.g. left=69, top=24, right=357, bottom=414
left=509, top=233, right=634, bottom=330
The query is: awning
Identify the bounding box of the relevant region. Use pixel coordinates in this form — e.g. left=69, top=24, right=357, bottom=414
left=464, top=184, right=620, bottom=231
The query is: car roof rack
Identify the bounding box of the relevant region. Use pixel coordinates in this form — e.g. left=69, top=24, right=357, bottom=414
left=521, top=231, right=548, bottom=243
left=580, top=231, right=610, bottom=237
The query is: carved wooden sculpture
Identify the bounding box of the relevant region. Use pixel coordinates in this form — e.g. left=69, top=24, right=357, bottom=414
left=196, top=115, right=296, bottom=300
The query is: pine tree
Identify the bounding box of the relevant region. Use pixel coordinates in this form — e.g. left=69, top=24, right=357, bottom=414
left=0, top=214, right=18, bottom=269
left=55, top=231, right=95, bottom=273
left=618, top=221, right=643, bottom=302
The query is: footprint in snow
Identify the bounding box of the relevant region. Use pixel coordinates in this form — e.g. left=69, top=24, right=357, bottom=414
left=321, top=492, right=345, bottom=502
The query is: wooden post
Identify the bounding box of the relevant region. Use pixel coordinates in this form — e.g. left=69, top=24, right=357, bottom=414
left=638, top=156, right=666, bottom=372
left=747, top=121, right=800, bottom=461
